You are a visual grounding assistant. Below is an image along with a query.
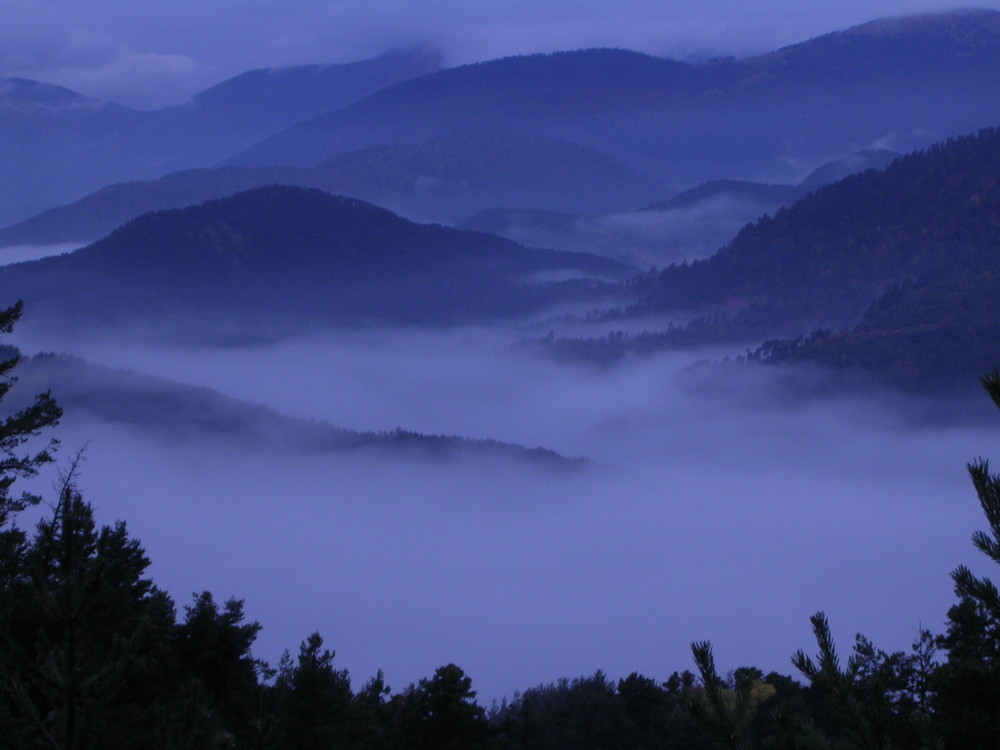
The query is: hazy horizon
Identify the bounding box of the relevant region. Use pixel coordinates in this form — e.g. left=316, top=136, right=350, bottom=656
left=2, top=1, right=996, bottom=108
left=4, top=0, right=1000, bottom=718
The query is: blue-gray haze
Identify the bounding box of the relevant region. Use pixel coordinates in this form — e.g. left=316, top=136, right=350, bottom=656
left=1, top=0, right=993, bottom=107
left=10, top=322, right=994, bottom=702
left=2, top=0, right=999, bottom=703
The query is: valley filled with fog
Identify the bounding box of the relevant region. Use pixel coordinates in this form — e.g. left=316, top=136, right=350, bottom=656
left=9, top=319, right=994, bottom=701
left=4, top=8, right=1000, bottom=745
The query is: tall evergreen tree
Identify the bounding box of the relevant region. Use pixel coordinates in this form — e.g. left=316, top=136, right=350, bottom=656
left=0, top=473, right=179, bottom=749
left=397, top=664, right=488, bottom=750
left=0, top=299, right=62, bottom=557
left=273, top=632, right=353, bottom=750
left=175, top=591, right=266, bottom=747
left=933, top=369, right=1000, bottom=748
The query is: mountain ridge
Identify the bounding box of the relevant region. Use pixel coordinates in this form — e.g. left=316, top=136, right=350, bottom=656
left=0, top=185, right=633, bottom=336
left=0, top=49, right=442, bottom=226
left=14, top=353, right=585, bottom=468
left=0, top=129, right=670, bottom=247
left=534, top=126, right=1000, bottom=388
left=228, top=9, right=1000, bottom=187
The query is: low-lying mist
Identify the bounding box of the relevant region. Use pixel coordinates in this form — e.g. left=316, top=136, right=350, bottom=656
left=10, top=322, right=997, bottom=702
left=489, top=194, right=779, bottom=269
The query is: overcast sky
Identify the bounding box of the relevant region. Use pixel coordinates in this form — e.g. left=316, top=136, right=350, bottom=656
left=3, top=0, right=997, bottom=108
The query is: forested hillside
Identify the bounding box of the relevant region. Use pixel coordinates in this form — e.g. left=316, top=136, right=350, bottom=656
left=543, top=127, right=1000, bottom=388
left=632, top=127, right=1000, bottom=327
left=10, top=353, right=582, bottom=466
left=754, top=248, right=1000, bottom=388
left=0, top=186, right=632, bottom=337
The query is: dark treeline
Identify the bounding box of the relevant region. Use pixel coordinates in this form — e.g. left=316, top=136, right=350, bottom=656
left=2, top=296, right=999, bottom=749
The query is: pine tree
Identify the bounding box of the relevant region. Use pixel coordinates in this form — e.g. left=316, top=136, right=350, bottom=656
left=0, top=472, right=178, bottom=749
left=933, top=369, right=1000, bottom=747
left=273, top=632, right=353, bottom=750
left=950, top=369, right=1000, bottom=611
left=397, top=664, right=488, bottom=750
left=0, top=300, right=62, bottom=590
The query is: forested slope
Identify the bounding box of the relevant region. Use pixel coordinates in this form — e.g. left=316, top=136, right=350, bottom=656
left=632, top=127, right=1000, bottom=330
left=0, top=186, right=632, bottom=337
left=538, top=127, right=1000, bottom=388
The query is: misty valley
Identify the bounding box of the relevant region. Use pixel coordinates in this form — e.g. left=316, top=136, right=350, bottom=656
left=2, top=7, right=1000, bottom=750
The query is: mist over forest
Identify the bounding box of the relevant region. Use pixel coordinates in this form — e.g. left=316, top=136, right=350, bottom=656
left=7, top=325, right=991, bottom=700
left=2, top=4, right=1000, bottom=749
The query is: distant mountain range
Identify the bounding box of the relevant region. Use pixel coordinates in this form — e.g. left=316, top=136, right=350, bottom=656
left=0, top=130, right=670, bottom=248
left=13, top=353, right=583, bottom=467
left=0, top=49, right=441, bottom=225
left=537, top=127, right=1000, bottom=388
left=5, top=10, right=1000, bottom=230
left=229, top=11, right=1000, bottom=188
left=0, top=186, right=633, bottom=338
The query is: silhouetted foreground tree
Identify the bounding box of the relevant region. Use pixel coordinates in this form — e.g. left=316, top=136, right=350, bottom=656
left=0, top=300, right=61, bottom=529
left=931, top=369, right=1000, bottom=748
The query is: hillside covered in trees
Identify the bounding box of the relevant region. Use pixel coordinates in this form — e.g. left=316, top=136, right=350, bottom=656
left=633, top=127, right=1000, bottom=328
left=0, top=186, right=632, bottom=339
left=541, top=127, right=1000, bottom=388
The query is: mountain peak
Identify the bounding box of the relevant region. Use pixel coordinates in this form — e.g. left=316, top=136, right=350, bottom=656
left=752, top=7, right=1000, bottom=82
left=189, top=47, right=443, bottom=110
left=843, top=8, right=1000, bottom=38
left=0, top=184, right=631, bottom=332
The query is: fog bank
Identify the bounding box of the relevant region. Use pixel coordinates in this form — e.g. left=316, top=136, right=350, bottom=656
left=10, top=325, right=996, bottom=701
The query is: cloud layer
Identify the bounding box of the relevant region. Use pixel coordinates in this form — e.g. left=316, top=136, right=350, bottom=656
left=2, top=0, right=990, bottom=107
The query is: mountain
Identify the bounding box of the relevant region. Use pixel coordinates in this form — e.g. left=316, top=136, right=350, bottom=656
left=536, top=127, right=1000, bottom=387
left=0, top=78, right=96, bottom=109
left=112, top=49, right=443, bottom=175
left=752, top=249, right=1000, bottom=389
left=0, top=130, right=670, bottom=248
left=0, top=186, right=633, bottom=338
left=12, top=353, right=584, bottom=467
left=0, top=49, right=441, bottom=226
left=645, top=180, right=802, bottom=211
left=798, top=149, right=899, bottom=189
left=229, top=10, right=1000, bottom=187
left=0, top=166, right=325, bottom=247
left=0, top=78, right=145, bottom=224
left=642, top=151, right=898, bottom=211
left=7, top=10, right=999, bottom=228
left=189, top=49, right=442, bottom=130
left=631, top=128, right=1000, bottom=327
left=457, top=150, right=898, bottom=268
left=310, top=129, right=671, bottom=220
